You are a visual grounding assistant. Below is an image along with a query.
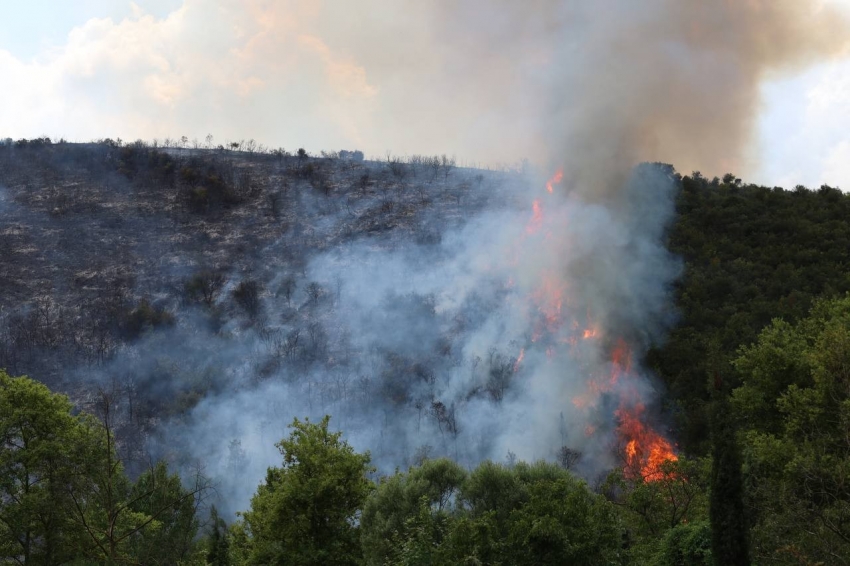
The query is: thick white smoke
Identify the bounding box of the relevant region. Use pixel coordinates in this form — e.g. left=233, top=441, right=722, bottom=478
left=66, top=1, right=848, bottom=516
left=138, top=162, right=678, bottom=516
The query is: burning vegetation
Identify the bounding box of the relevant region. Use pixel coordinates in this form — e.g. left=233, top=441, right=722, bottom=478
left=3, top=138, right=850, bottom=563
left=517, top=170, right=679, bottom=482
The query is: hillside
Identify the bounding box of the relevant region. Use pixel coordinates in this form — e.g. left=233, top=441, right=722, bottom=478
left=0, top=139, right=523, bottom=485
left=2, top=138, right=850, bottom=564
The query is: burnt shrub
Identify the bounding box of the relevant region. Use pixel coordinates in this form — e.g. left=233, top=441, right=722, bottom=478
left=233, top=279, right=262, bottom=317
left=123, top=299, right=174, bottom=339
left=179, top=158, right=242, bottom=211
left=184, top=271, right=226, bottom=307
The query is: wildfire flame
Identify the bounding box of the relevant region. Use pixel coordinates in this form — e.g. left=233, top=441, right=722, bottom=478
left=582, top=328, right=599, bottom=339
left=518, top=172, right=678, bottom=482
left=616, top=403, right=678, bottom=481
left=513, top=348, right=525, bottom=372
left=608, top=340, right=677, bottom=481
left=545, top=169, right=564, bottom=193
left=527, top=199, right=544, bottom=234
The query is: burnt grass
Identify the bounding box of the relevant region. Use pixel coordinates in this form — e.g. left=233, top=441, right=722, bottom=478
left=0, top=140, right=518, bottom=462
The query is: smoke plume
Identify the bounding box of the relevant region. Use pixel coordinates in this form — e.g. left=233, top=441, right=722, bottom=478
left=15, top=1, right=844, bottom=516
left=401, top=0, right=850, bottom=187
left=153, top=0, right=849, bottom=515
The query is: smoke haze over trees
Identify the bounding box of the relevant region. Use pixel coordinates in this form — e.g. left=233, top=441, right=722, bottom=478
left=1, top=1, right=850, bottom=563
left=3, top=139, right=850, bottom=563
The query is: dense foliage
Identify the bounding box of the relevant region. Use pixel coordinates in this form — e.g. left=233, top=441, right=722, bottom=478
left=652, top=173, right=850, bottom=452
left=0, top=370, right=205, bottom=565
left=733, top=296, right=850, bottom=563
left=236, top=417, right=374, bottom=565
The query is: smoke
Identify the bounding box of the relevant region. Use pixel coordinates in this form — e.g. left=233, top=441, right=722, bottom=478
left=106, top=160, right=675, bottom=518
left=4, top=1, right=847, bottom=178
left=413, top=0, right=849, bottom=190
left=7, top=1, right=846, bottom=516
left=138, top=1, right=847, bottom=515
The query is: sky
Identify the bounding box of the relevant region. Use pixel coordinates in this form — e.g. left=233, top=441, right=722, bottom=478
left=0, top=0, right=849, bottom=189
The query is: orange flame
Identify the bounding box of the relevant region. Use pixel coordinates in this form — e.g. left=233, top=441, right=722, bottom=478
left=511, top=165, right=677, bottom=481
left=527, top=199, right=544, bottom=234
left=616, top=403, right=678, bottom=481
left=530, top=273, right=566, bottom=338
left=545, top=169, right=564, bottom=193
left=610, top=342, right=676, bottom=481
left=582, top=328, right=599, bottom=339
left=514, top=348, right=525, bottom=372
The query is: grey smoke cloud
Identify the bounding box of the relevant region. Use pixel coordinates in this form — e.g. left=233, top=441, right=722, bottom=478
left=138, top=1, right=848, bottom=515
left=123, top=162, right=678, bottom=518
left=3, top=1, right=846, bottom=180
left=16, top=1, right=844, bottom=517
left=357, top=0, right=850, bottom=188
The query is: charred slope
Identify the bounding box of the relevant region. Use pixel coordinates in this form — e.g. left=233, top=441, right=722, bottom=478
left=2, top=139, right=849, bottom=490
left=0, top=140, right=510, bottom=469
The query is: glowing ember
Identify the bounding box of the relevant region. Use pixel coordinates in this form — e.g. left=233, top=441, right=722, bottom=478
left=610, top=339, right=633, bottom=374
left=545, top=169, right=564, bottom=193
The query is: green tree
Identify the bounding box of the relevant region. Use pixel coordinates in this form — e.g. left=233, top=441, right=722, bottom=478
left=452, top=461, right=622, bottom=565
left=367, top=459, right=622, bottom=566
left=708, top=400, right=749, bottom=566
left=360, top=457, right=466, bottom=566
left=501, top=466, right=621, bottom=566
left=240, top=416, right=374, bottom=565
left=654, top=520, right=713, bottom=566
left=383, top=496, right=455, bottom=566
left=602, top=457, right=709, bottom=563
left=734, top=295, right=850, bottom=563
left=0, top=373, right=205, bottom=565
left=125, top=461, right=201, bottom=565
left=205, top=506, right=231, bottom=566
left=62, top=390, right=206, bottom=565
left=0, top=370, right=92, bottom=564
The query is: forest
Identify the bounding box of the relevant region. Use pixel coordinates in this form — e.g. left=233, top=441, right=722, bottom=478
left=1, top=138, right=850, bottom=564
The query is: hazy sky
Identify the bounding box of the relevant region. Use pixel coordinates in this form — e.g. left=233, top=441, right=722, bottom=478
left=1, top=0, right=849, bottom=189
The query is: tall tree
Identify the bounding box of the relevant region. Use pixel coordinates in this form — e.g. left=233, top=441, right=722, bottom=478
left=709, top=399, right=750, bottom=566
left=733, top=296, right=850, bottom=563
left=360, top=458, right=466, bottom=566
left=66, top=390, right=208, bottom=564
left=205, top=506, right=231, bottom=566
left=0, top=370, right=91, bottom=565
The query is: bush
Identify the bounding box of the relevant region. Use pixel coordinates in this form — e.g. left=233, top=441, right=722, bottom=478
left=233, top=279, right=261, bottom=317
left=123, top=299, right=174, bottom=338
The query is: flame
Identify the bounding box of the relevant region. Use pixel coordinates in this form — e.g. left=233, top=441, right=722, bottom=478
left=610, top=339, right=633, bottom=374
left=528, top=272, right=567, bottom=342
left=513, top=348, right=525, bottom=372
left=616, top=403, right=678, bottom=481
left=582, top=328, right=599, bottom=339
left=512, top=167, right=677, bottom=481
left=609, top=341, right=676, bottom=481
left=545, top=169, right=564, bottom=193
left=527, top=199, right=543, bottom=234
left=570, top=338, right=677, bottom=481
